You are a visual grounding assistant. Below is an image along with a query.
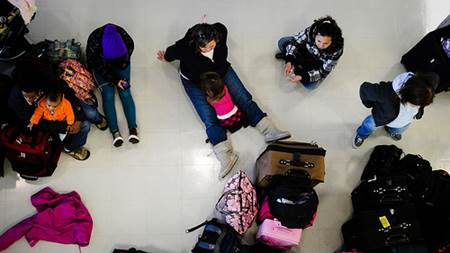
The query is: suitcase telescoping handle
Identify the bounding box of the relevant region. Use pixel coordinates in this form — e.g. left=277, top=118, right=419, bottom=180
left=279, top=152, right=315, bottom=168
left=385, top=234, right=410, bottom=246
left=279, top=159, right=315, bottom=168
left=379, top=193, right=404, bottom=204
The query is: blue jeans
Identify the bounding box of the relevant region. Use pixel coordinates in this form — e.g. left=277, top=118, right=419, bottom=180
left=356, top=115, right=410, bottom=139
left=64, top=120, right=91, bottom=151
left=79, top=98, right=103, bottom=124
left=93, top=64, right=137, bottom=133
left=277, top=36, right=320, bottom=90
left=180, top=66, right=267, bottom=145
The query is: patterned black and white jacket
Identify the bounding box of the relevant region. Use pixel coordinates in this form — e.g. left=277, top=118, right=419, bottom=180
left=283, top=25, right=344, bottom=83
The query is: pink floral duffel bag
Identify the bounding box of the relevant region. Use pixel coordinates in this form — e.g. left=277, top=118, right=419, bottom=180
left=215, top=170, right=258, bottom=235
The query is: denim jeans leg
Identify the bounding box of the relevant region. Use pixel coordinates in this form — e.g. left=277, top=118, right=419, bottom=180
left=223, top=66, right=267, bottom=127
left=79, top=99, right=103, bottom=124
left=118, top=89, right=137, bottom=129
left=385, top=124, right=410, bottom=135
left=356, top=115, right=378, bottom=139
left=278, top=36, right=294, bottom=52
left=64, top=120, right=91, bottom=151
left=115, top=64, right=137, bottom=129
left=302, top=81, right=321, bottom=90
left=180, top=76, right=227, bottom=145
left=93, top=70, right=120, bottom=133
left=100, top=84, right=119, bottom=133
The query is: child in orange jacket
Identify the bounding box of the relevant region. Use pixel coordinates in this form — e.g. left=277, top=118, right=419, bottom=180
left=28, top=89, right=75, bottom=132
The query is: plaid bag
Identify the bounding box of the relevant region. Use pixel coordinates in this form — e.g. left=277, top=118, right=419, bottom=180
left=215, top=170, right=258, bottom=235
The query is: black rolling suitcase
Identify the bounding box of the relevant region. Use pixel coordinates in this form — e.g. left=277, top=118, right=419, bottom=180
left=401, top=24, right=450, bottom=93
left=342, top=204, right=423, bottom=252
left=423, top=170, right=450, bottom=216
left=351, top=176, right=410, bottom=213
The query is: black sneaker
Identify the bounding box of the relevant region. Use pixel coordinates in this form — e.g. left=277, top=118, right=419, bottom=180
left=275, top=52, right=285, bottom=60
left=112, top=131, right=124, bottom=147
left=352, top=134, right=364, bottom=149
left=384, top=126, right=402, bottom=141
left=390, top=133, right=402, bottom=141
left=128, top=128, right=139, bottom=144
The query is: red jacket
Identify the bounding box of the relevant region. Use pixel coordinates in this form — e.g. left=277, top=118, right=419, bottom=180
left=0, top=187, right=93, bottom=251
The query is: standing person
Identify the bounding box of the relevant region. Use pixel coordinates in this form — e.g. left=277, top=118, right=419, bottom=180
left=9, top=58, right=91, bottom=160
left=157, top=22, right=291, bottom=178
left=276, top=16, right=344, bottom=89
left=352, top=72, right=438, bottom=148
left=86, top=23, right=139, bottom=147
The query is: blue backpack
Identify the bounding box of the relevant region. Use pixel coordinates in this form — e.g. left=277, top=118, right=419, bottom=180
left=186, top=219, right=241, bottom=253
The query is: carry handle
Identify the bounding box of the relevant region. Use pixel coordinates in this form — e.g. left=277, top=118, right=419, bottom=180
left=185, top=219, right=211, bottom=233
left=7, top=127, right=40, bottom=148
left=379, top=193, right=403, bottom=203
left=279, top=159, right=315, bottom=168
left=385, top=234, right=409, bottom=245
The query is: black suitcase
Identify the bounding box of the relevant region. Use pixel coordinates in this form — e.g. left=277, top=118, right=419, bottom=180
left=342, top=204, right=423, bottom=251
left=401, top=24, right=450, bottom=93
left=361, top=145, right=403, bottom=181
left=351, top=176, right=410, bottom=213
left=423, top=170, right=450, bottom=217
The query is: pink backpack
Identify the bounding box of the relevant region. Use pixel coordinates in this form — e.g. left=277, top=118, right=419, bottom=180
left=257, top=218, right=302, bottom=249
left=59, top=59, right=95, bottom=102
left=215, top=170, right=258, bottom=235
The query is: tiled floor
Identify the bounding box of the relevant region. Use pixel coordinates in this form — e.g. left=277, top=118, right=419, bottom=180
left=1, top=1, right=450, bottom=252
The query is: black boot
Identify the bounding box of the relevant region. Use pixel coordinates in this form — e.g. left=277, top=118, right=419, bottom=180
left=275, top=52, right=285, bottom=60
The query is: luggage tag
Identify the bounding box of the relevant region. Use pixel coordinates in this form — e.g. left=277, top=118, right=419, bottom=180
left=379, top=216, right=391, bottom=229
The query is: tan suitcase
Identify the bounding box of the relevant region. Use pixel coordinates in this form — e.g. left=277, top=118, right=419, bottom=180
left=256, top=141, right=326, bottom=188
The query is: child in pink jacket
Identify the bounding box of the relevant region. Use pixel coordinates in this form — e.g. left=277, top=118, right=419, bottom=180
left=199, top=72, right=247, bottom=133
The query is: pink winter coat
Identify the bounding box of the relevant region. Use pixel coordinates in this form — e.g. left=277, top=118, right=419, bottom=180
left=0, top=187, right=93, bottom=251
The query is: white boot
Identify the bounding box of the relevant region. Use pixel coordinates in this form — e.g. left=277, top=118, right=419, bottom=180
left=256, top=117, right=291, bottom=143
left=213, top=140, right=239, bottom=179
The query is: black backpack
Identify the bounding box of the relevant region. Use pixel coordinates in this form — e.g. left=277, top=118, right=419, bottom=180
left=186, top=219, right=241, bottom=253
left=361, top=145, right=403, bottom=180
left=268, top=170, right=318, bottom=229
left=396, top=154, right=433, bottom=200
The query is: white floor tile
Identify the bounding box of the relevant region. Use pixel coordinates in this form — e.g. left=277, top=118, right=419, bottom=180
left=2, top=0, right=450, bottom=252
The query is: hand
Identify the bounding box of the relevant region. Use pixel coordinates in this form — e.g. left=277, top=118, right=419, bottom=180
left=117, top=80, right=126, bottom=90
left=284, top=62, right=293, bottom=77
left=27, top=123, right=33, bottom=130
left=157, top=50, right=166, bottom=62
left=67, top=121, right=81, bottom=134
left=287, top=75, right=302, bottom=83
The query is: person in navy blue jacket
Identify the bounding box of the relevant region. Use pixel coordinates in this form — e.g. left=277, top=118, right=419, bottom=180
left=353, top=72, right=438, bottom=148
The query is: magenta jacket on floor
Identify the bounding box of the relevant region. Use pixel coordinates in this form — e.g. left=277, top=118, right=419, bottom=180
left=0, top=187, right=93, bottom=251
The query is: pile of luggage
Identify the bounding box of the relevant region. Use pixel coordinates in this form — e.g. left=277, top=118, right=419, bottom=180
left=341, top=145, right=450, bottom=253
left=187, top=141, right=327, bottom=253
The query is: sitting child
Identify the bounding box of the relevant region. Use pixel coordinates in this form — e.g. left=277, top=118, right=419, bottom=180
left=28, top=88, right=75, bottom=136
left=199, top=72, right=247, bottom=133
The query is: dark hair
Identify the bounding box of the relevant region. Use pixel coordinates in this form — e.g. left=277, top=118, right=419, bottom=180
left=199, top=72, right=225, bottom=101
left=46, top=86, right=63, bottom=103
left=399, top=73, right=436, bottom=106
left=12, top=58, right=56, bottom=92
left=310, top=16, right=343, bottom=51
left=189, top=23, right=219, bottom=51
